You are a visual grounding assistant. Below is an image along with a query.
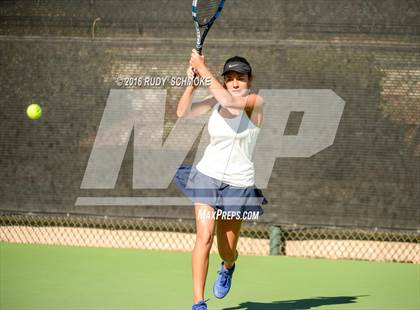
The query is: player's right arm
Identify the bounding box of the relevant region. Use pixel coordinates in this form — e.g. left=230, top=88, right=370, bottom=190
left=176, top=66, right=217, bottom=119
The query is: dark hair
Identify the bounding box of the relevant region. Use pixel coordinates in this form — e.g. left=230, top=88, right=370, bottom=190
left=223, top=56, right=253, bottom=79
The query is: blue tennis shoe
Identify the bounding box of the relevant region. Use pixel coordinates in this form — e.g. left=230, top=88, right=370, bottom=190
left=192, top=299, right=208, bottom=310
left=213, top=262, right=235, bottom=299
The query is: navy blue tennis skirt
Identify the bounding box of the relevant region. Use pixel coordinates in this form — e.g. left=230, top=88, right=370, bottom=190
left=174, top=164, right=267, bottom=216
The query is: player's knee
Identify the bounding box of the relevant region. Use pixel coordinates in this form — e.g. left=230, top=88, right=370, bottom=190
left=195, top=230, right=213, bottom=248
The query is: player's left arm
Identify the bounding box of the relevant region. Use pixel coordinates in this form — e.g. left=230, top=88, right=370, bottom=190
left=248, top=94, right=264, bottom=111
left=245, top=94, right=264, bottom=127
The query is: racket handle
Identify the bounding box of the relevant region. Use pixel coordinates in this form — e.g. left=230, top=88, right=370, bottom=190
left=193, top=47, right=202, bottom=80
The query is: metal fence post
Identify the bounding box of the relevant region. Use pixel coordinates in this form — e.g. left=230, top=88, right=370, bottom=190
left=269, top=225, right=285, bottom=256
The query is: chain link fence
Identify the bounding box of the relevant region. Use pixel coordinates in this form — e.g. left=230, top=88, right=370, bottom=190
left=1, top=211, right=418, bottom=264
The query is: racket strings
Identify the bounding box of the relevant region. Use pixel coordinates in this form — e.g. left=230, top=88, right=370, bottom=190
left=196, top=0, right=221, bottom=25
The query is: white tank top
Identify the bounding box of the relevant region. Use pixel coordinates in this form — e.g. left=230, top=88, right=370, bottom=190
left=196, top=102, right=261, bottom=187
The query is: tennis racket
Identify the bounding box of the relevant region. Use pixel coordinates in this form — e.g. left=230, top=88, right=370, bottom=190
left=192, top=0, right=225, bottom=54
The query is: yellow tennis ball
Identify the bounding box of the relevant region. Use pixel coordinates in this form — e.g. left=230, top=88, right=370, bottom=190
left=26, top=103, right=42, bottom=120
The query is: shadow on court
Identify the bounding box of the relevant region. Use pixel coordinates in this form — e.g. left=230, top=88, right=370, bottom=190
left=223, top=295, right=368, bottom=310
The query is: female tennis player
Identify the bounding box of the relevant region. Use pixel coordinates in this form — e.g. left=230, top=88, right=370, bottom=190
left=175, top=50, right=268, bottom=310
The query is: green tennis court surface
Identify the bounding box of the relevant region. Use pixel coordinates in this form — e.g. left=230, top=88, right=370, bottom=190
left=1, top=242, right=418, bottom=310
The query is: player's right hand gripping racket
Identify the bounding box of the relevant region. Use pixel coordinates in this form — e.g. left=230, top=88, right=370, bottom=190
left=192, top=0, right=225, bottom=54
